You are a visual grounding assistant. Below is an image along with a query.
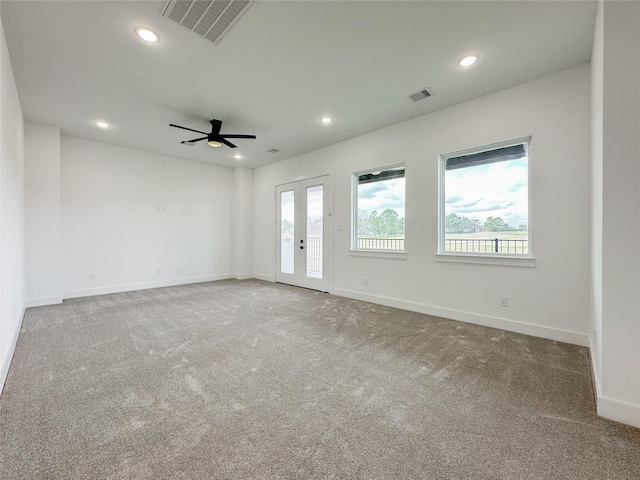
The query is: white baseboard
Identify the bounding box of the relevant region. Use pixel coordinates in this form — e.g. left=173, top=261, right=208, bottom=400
left=0, top=305, right=26, bottom=395
left=25, top=295, right=63, bottom=308
left=597, top=396, right=640, bottom=428
left=588, top=333, right=602, bottom=402
left=63, top=274, right=231, bottom=300
left=588, top=334, right=640, bottom=428
left=232, top=273, right=254, bottom=280
left=252, top=273, right=275, bottom=282
left=333, top=288, right=589, bottom=347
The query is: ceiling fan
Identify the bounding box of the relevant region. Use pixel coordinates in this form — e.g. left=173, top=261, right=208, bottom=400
left=169, top=119, right=256, bottom=148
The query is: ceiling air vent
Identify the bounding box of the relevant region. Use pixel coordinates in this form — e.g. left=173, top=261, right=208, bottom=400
left=407, top=87, right=434, bottom=103
left=161, top=0, right=254, bottom=45
left=267, top=148, right=280, bottom=154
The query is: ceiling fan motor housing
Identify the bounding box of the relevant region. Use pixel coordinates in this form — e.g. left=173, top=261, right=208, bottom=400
left=207, top=133, right=222, bottom=147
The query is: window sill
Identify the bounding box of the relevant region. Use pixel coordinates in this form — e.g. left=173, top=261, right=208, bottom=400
left=350, top=249, right=407, bottom=259
left=434, top=253, right=536, bottom=268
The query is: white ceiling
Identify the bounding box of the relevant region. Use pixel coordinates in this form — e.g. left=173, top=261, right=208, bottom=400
left=1, top=0, right=597, bottom=169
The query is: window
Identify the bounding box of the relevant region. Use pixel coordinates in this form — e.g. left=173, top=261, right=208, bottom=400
left=353, top=164, right=405, bottom=251
left=440, top=138, right=530, bottom=256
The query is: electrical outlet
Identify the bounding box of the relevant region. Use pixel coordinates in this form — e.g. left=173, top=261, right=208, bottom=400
left=90, top=273, right=96, bottom=281
left=156, top=269, right=161, bottom=275
left=363, top=277, right=369, bottom=286
left=499, top=295, right=508, bottom=307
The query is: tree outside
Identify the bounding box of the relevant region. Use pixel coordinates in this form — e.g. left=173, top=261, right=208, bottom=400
left=358, top=209, right=404, bottom=237
left=445, top=212, right=527, bottom=234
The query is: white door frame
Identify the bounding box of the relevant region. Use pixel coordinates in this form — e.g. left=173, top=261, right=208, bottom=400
left=275, top=175, right=332, bottom=292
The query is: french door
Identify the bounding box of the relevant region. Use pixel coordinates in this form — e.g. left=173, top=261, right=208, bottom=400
left=275, top=176, right=331, bottom=292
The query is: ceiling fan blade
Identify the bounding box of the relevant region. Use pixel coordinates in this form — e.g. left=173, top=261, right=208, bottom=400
left=220, top=134, right=257, bottom=139
left=220, top=138, right=237, bottom=148
left=169, top=124, right=208, bottom=135
left=210, top=119, right=222, bottom=136
left=183, top=136, right=207, bottom=143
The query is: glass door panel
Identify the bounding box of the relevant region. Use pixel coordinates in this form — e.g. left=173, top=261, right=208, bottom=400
left=275, top=176, right=331, bottom=292
left=280, top=190, right=295, bottom=275
left=306, top=185, right=323, bottom=279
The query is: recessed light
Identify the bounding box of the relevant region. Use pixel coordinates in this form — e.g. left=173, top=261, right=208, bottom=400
left=135, top=27, right=159, bottom=43
left=95, top=121, right=110, bottom=129
left=320, top=116, right=333, bottom=125
left=458, top=54, right=479, bottom=67
left=234, top=154, right=243, bottom=160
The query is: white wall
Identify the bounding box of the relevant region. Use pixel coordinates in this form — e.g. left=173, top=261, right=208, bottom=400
left=60, top=136, right=233, bottom=298
left=0, top=12, right=25, bottom=392
left=591, top=0, right=640, bottom=428
left=231, top=167, right=253, bottom=279
left=590, top=0, right=604, bottom=398
left=254, top=64, right=592, bottom=346
left=24, top=122, right=61, bottom=307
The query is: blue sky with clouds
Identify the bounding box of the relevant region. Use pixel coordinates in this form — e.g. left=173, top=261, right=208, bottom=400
left=356, top=158, right=528, bottom=228
left=358, top=178, right=405, bottom=217
left=445, top=158, right=528, bottom=227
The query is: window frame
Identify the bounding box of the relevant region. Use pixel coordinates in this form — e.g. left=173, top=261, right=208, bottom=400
left=351, top=163, right=406, bottom=258
left=436, top=137, right=535, bottom=267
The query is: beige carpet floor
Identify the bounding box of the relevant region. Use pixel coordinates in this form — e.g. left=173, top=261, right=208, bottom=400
left=1, top=279, right=639, bottom=479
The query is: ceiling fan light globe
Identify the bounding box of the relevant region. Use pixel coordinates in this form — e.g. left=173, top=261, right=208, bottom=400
left=208, top=140, right=222, bottom=148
